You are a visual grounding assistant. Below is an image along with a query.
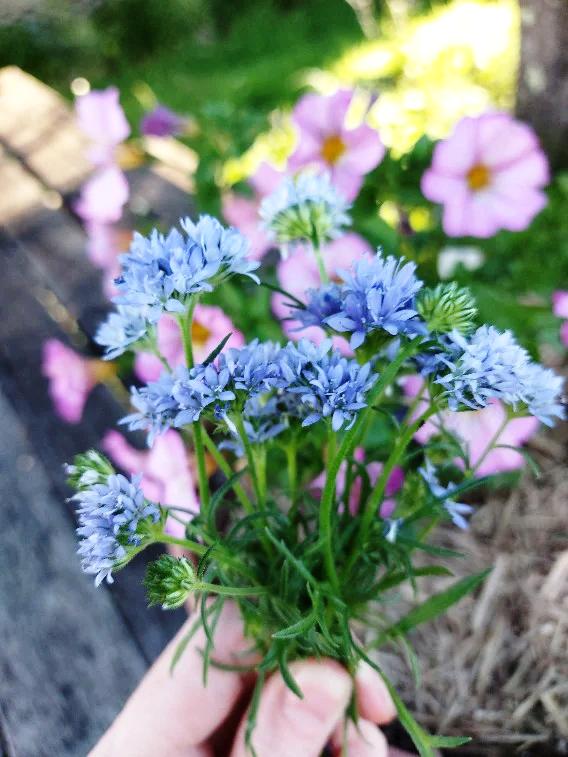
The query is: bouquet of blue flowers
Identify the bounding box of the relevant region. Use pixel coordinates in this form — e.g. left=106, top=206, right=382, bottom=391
left=67, top=172, right=564, bottom=756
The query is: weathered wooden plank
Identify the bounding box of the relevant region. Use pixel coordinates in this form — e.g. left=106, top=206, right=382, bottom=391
left=0, top=390, right=148, bottom=757
left=0, top=228, right=185, bottom=662
left=0, top=66, right=91, bottom=194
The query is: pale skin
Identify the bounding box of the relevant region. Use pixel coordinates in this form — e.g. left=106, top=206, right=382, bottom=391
left=90, top=602, right=413, bottom=757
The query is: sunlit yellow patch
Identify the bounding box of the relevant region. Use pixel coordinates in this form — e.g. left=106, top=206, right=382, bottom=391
left=192, top=320, right=211, bottom=347
left=379, top=201, right=400, bottom=228
left=409, top=207, right=434, bottom=232
left=467, top=164, right=491, bottom=191
left=321, top=135, right=346, bottom=165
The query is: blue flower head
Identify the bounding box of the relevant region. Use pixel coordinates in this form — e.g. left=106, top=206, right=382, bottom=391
left=121, top=372, right=179, bottom=445
left=323, top=254, right=425, bottom=349
left=111, top=215, right=259, bottom=336
left=172, top=363, right=236, bottom=426
left=419, top=460, right=473, bottom=529
left=431, top=326, right=565, bottom=425
left=74, top=473, right=160, bottom=585
left=95, top=306, right=148, bottom=360
left=292, top=284, right=343, bottom=331
left=286, top=344, right=378, bottom=431
left=260, top=172, right=350, bottom=249
left=220, top=396, right=288, bottom=456
left=219, top=340, right=287, bottom=397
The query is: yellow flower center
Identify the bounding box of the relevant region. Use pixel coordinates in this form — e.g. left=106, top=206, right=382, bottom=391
left=321, top=135, right=346, bottom=165
left=467, top=164, right=491, bottom=191
left=191, top=320, right=211, bottom=347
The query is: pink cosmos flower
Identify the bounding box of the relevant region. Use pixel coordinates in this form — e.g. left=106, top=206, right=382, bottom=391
left=405, top=375, right=539, bottom=477
left=288, top=89, right=385, bottom=202
left=102, top=430, right=199, bottom=538
left=140, top=105, right=185, bottom=138
left=271, top=233, right=372, bottom=353
left=311, top=447, right=404, bottom=517
left=75, top=87, right=130, bottom=166
left=134, top=305, right=245, bottom=383
left=42, top=339, right=98, bottom=423
left=75, top=165, right=129, bottom=224
left=222, top=162, right=284, bottom=261
left=421, top=112, right=549, bottom=238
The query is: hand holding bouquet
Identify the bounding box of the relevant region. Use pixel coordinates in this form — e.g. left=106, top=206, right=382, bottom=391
left=68, top=172, right=564, bottom=756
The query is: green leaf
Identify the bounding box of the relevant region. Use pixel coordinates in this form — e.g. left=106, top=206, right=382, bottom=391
left=277, top=645, right=303, bottom=698
left=260, top=281, right=305, bottom=308
left=375, top=569, right=491, bottom=645
left=202, top=332, right=233, bottom=366
left=430, top=735, right=472, bottom=747
left=272, top=610, right=317, bottom=640
left=375, top=565, right=453, bottom=593
left=207, top=468, right=246, bottom=534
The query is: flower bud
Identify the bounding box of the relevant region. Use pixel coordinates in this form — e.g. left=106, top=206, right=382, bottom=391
left=417, top=282, right=477, bottom=335
left=65, top=450, right=115, bottom=491
left=144, top=555, right=196, bottom=610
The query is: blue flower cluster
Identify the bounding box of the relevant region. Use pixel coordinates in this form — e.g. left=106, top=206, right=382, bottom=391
left=293, top=252, right=425, bottom=349
left=122, top=338, right=379, bottom=445
left=260, top=172, right=350, bottom=248
left=96, top=215, right=259, bottom=358
left=74, top=473, right=160, bottom=585
left=419, top=460, right=473, bottom=529
left=425, top=326, right=565, bottom=426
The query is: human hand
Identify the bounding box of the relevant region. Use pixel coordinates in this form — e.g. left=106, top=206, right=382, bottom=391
left=90, top=602, right=408, bottom=756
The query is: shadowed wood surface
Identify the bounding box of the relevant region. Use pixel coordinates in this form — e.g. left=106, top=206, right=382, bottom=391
left=0, top=67, right=196, bottom=755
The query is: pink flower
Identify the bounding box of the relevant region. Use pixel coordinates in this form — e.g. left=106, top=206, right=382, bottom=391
left=288, top=89, right=385, bottom=202
left=560, top=322, right=568, bottom=348
left=42, top=340, right=98, bottom=423
left=140, top=105, right=185, bottom=138
left=271, top=233, right=372, bottom=352
left=222, top=193, right=272, bottom=261
left=311, top=447, right=404, bottom=517
left=134, top=305, right=245, bottom=383
left=405, top=376, right=539, bottom=477
left=102, top=430, right=199, bottom=538
left=75, top=87, right=130, bottom=166
left=75, top=165, right=129, bottom=224
left=84, top=224, right=131, bottom=299
left=222, top=162, right=284, bottom=261
left=422, top=112, right=549, bottom=238
left=552, top=291, right=568, bottom=320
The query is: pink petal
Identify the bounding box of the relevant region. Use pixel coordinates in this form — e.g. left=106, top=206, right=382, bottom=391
left=330, top=165, right=363, bottom=202
left=134, top=352, right=163, bottom=383
left=102, top=430, right=147, bottom=475
left=75, top=87, right=130, bottom=161
left=340, top=125, right=385, bottom=174
left=492, top=150, right=550, bottom=191
left=288, top=136, right=327, bottom=171
left=486, top=187, right=547, bottom=232
left=440, top=187, right=473, bottom=237
left=222, top=193, right=272, bottom=261
left=477, top=113, right=545, bottom=174
left=75, top=166, right=129, bottom=223
left=421, top=170, right=465, bottom=203
left=552, top=291, right=568, bottom=319
left=42, top=339, right=95, bottom=423
left=249, top=162, right=284, bottom=197
left=560, top=321, right=568, bottom=347
left=431, top=116, right=479, bottom=175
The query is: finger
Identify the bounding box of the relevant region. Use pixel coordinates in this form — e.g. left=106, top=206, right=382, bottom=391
left=331, top=718, right=389, bottom=756
left=91, top=602, right=251, bottom=756
left=230, top=659, right=352, bottom=757
left=354, top=662, right=397, bottom=725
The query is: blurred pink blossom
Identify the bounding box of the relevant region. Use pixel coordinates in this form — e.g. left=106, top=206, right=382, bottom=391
left=42, top=339, right=97, bottom=423
left=141, top=105, right=185, bottom=138
left=222, top=162, right=284, bottom=261
left=75, top=87, right=130, bottom=166
left=75, top=165, right=129, bottom=224
left=405, top=375, right=539, bottom=477
left=134, top=305, right=245, bottom=383
left=288, top=89, right=385, bottom=201
left=84, top=224, right=131, bottom=299
left=271, top=233, right=372, bottom=352
left=422, top=112, right=549, bottom=238
left=311, top=447, right=403, bottom=517
left=553, top=291, right=568, bottom=347
left=102, top=430, right=199, bottom=537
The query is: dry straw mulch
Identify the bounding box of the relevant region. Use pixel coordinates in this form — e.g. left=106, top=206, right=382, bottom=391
left=377, top=431, right=568, bottom=756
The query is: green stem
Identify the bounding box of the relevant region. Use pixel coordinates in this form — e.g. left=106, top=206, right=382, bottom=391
left=178, top=295, right=210, bottom=513
left=201, top=426, right=254, bottom=513
left=356, top=405, right=438, bottom=555
left=157, top=533, right=207, bottom=555
left=194, top=582, right=267, bottom=597
left=311, top=238, right=329, bottom=284
left=470, top=415, right=510, bottom=475
left=285, top=440, right=298, bottom=505
left=318, top=340, right=421, bottom=592
left=233, top=412, right=262, bottom=507
left=254, top=447, right=267, bottom=506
